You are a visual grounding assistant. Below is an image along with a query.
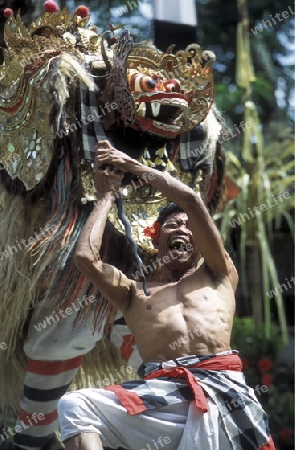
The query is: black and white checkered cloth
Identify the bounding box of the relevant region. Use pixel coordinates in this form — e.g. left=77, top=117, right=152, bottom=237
left=105, top=352, right=274, bottom=450
left=80, top=84, right=108, bottom=163
left=179, top=124, right=212, bottom=171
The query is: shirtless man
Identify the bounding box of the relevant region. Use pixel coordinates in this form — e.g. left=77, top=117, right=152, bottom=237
left=57, top=141, right=274, bottom=450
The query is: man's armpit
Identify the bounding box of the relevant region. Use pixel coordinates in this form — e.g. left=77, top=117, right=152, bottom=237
left=224, top=251, right=239, bottom=289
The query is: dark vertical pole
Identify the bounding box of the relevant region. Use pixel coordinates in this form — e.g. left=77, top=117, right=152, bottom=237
left=59, top=0, right=67, bottom=10
left=153, top=0, right=197, bottom=51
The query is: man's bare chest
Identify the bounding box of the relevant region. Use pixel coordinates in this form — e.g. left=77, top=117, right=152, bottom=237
left=129, top=269, right=225, bottom=318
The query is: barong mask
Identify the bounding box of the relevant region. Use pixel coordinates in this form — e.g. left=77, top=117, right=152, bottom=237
left=109, top=28, right=215, bottom=138
left=125, top=44, right=215, bottom=139
left=0, top=4, right=215, bottom=187
left=0, top=3, right=220, bottom=252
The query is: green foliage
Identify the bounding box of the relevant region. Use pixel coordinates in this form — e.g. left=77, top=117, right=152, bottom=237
left=252, top=75, right=275, bottom=102
left=231, top=317, right=283, bottom=361
left=213, top=0, right=294, bottom=343
left=214, top=83, right=243, bottom=114
left=217, top=125, right=294, bottom=342
left=231, top=317, right=294, bottom=448
left=196, top=0, right=294, bottom=122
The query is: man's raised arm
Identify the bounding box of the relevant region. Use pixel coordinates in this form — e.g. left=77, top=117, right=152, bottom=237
left=96, top=141, right=237, bottom=286
left=74, top=165, right=134, bottom=312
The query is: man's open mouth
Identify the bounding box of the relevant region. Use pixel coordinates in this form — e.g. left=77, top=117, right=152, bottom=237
left=168, top=237, right=191, bottom=253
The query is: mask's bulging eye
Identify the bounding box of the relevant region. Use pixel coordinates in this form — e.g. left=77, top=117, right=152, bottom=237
left=129, top=73, right=157, bottom=92
left=146, top=78, right=156, bottom=90
left=163, top=79, right=181, bottom=93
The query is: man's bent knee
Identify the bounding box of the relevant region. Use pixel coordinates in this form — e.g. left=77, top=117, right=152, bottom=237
left=57, top=391, right=85, bottom=421
left=58, top=392, right=87, bottom=440
left=64, top=432, right=104, bottom=450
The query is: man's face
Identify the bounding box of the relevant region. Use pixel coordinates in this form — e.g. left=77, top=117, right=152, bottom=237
left=157, top=212, right=198, bottom=270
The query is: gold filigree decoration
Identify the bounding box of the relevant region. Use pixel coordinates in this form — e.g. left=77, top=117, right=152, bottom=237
left=0, top=63, right=54, bottom=188
left=0, top=9, right=103, bottom=87
left=0, top=8, right=105, bottom=189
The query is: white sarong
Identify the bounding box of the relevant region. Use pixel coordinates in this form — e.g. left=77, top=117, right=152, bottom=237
left=58, top=387, right=230, bottom=449
left=57, top=352, right=274, bottom=450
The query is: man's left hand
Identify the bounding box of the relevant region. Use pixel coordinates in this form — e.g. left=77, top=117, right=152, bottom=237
left=95, top=140, right=133, bottom=172
left=94, top=142, right=124, bottom=197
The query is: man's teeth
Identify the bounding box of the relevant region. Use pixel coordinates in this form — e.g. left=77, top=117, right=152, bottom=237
left=151, top=102, right=161, bottom=117
left=170, top=238, right=187, bottom=249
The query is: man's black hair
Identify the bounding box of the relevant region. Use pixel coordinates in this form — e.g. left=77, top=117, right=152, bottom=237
left=157, top=203, right=184, bottom=226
